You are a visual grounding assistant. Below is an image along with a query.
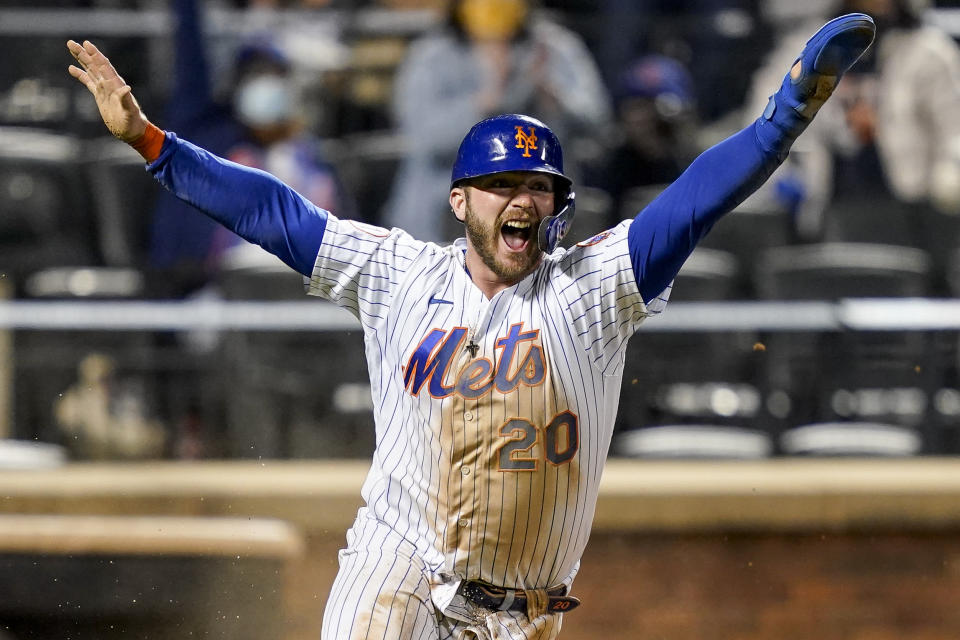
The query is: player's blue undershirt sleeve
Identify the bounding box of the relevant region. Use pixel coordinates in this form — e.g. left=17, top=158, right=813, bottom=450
left=147, top=133, right=328, bottom=277
left=628, top=117, right=791, bottom=304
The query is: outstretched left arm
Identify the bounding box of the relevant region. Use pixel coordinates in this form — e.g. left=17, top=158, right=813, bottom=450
left=68, top=39, right=327, bottom=277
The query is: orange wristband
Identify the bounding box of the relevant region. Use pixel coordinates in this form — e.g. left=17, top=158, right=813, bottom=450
left=129, top=121, right=166, bottom=162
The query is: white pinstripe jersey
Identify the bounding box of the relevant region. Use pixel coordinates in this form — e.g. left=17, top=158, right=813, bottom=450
left=307, top=214, right=667, bottom=592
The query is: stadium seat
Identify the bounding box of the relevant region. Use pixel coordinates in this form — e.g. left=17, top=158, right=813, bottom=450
left=217, top=246, right=306, bottom=300
left=754, top=242, right=932, bottom=300
left=0, top=128, right=98, bottom=286
left=12, top=263, right=154, bottom=449
left=618, top=184, right=669, bottom=219
left=754, top=242, right=937, bottom=453
left=5, top=137, right=152, bottom=302
left=822, top=198, right=922, bottom=250
left=84, top=136, right=161, bottom=270
left=668, top=246, right=741, bottom=302
left=823, top=198, right=960, bottom=295
left=329, top=131, right=403, bottom=225
left=0, top=439, right=66, bottom=470
left=931, top=250, right=960, bottom=453
left=215, top=253, right=373, bottom=459
left=618, top=247, right=765, bottom=451
left=613, top=424, right=773, bottom=460
left=618, top=195, right=793, bottom=295
left=949, top=249, right=960, bottom=297
left=779, top=422, right=922, bottom=457
left=1, top=132, right=156, bottom=447
left=698, top=203, right=792, bottom=298
left=23, top=267, right=144, bottom=299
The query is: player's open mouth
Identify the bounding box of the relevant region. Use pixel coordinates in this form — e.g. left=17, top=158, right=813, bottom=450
left=501, top=220, right=533, bottom=252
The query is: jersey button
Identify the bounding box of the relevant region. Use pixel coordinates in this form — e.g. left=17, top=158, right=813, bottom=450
left=458, top=518, right=469, bottom=527
left=461, top=466, right=470, bottom=476
left=464, top=411, right=473, bottom=421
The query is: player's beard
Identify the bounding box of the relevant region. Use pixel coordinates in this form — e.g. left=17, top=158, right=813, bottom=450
left=463, top=194, right=543, bottom=282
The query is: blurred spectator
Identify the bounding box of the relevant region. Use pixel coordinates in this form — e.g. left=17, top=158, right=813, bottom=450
left=582, top=55, right=701, bottom=227
left=593, top=0, right=769, bottom=128
left=743, top=0, right=960, bottom=245
left=149, top=0, right=351, bottom=296
left=54, top=353, right=166, bottom=461
left=681, top=0, right=770, bottom=123
left=380, top=0, right=612, bottom=242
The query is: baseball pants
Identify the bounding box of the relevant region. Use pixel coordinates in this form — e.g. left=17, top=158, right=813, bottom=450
left=321, top=520, right=563, bottom=640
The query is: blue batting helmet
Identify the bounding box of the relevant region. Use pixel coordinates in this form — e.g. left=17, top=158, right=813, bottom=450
left=451, top=114, right=571, bottom=189
left=451, top=114, right=575, bottom=252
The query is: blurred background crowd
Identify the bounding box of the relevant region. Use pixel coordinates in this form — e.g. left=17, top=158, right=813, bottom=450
left=3, top=0, right=960, bottom=464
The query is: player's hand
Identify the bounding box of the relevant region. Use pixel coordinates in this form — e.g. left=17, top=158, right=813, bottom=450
left=67, top=39, right=148, bottom=143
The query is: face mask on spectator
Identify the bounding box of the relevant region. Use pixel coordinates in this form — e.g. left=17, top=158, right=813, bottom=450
left=234, top=75, right=294, bottom=128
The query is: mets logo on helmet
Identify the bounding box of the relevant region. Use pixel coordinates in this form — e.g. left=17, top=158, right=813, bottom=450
left=514, top=126, right=538, bottom=158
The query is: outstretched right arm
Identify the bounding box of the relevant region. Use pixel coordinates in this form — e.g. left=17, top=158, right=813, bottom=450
left=623, top=14, right=876, bottom=304
left=67, top=40, right=326, bottom=277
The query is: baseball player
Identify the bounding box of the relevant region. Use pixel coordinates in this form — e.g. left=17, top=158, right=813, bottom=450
left=67, top=13, right=875, bottom=639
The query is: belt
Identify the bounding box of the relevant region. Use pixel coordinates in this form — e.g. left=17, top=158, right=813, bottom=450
left=458, top=580, right=581, bottom=614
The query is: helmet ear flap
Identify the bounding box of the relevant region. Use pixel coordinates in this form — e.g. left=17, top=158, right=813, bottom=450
left=538, top=190, right=576, bottom=253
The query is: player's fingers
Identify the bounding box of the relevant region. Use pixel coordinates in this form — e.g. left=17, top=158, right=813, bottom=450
left=82, top=40, right=120, bottom=77
left=67, top=64, right=96, bottom=93
left=67, top=40, right=87, bottom=67
left=67, top=64, right=87, bottom=83
left=82, top=39, right=104, bottom=59
left=67, top=40, right=99, bottom=81
left=68, top=39, right=94, bottom=63
left=70, top=41, right=129, bottom=98
left=69, top=40, right=110, bottom=81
